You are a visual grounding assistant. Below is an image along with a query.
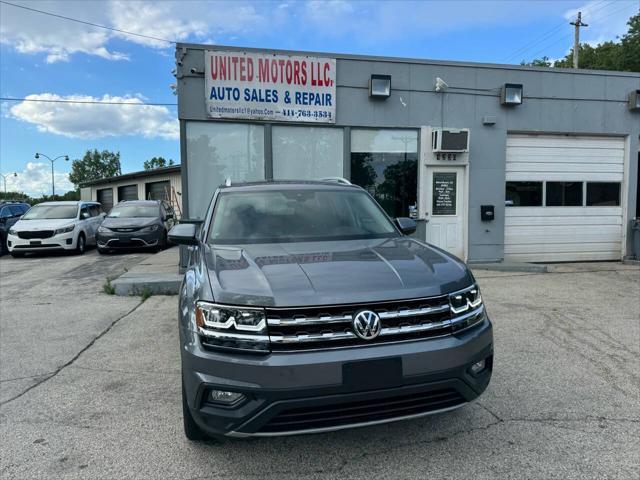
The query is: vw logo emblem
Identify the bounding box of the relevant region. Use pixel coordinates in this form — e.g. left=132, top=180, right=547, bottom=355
left=352, top=310, right=382, bottom=340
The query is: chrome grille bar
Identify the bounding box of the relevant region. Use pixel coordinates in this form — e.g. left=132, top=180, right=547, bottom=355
left=378, top=304, right=450, bottom=319
left=267, top=314, right=353, bottom=327
left=267, top=304, right=450, bottom=327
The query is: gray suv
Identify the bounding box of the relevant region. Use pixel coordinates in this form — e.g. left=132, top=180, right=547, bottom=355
left=96, top=200, right=174, bottom=253
left=169, top=180, right=493, bottom=440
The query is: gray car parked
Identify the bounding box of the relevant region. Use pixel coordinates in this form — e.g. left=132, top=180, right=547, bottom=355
left=169, top=180, right=493, bottom=440
left=97, top=200, right=174, bottom=253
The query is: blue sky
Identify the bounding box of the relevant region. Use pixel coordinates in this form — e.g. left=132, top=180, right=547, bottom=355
left=0, top=0, right=637, bottom=195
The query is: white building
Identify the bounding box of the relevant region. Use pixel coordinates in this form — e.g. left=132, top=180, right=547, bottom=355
left=80, top=165, right=182, bottom=216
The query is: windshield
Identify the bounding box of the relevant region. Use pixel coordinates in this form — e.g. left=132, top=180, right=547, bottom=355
left=108, top=204, right=159, bottom=218
left=22, top=205, right=78, bottom=220
left=209, top=189, right=398, bottom=244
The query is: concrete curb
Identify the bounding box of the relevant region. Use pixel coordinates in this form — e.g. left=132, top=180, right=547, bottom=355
left=108, top=248, right=182, bottom=296
left=469, top=262, right=548, bottom=273
left=112, top=273, right=182, bottom=296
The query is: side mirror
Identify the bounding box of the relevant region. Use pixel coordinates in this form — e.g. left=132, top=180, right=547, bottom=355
left=81, top=212, right=90, bottom=220
left=168, top=223, right=198, bottom=245
left=395, top=217, right=417, bottom=235
left=0, top=217, right=5, bottom=225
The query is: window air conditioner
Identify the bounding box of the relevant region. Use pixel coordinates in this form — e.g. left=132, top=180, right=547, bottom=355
left=431, top=128, right=470, bottom=153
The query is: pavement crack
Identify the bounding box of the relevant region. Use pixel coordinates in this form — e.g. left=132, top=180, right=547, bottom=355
left=0, top=300, right=144, bottom=407
left=0, top=372, right=56, bottom=383
left=69, top=365, right=181, bottom=376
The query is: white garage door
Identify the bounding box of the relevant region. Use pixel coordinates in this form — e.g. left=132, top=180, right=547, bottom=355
left=505, top=134, right=625, bottom=262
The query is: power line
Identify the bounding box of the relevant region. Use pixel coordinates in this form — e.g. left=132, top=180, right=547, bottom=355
left=0, top=0, right=175, bottom=44
left=503, top=0, right=613, bottom=63
left=0, top=97, right=177, bottom=106
left=525, top=2, right=639, bottom=61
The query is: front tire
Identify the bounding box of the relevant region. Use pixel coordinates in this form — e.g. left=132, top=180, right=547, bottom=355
left=75, top=233, right=86, bottom=255
left=182, top=381, right=209, bottom=442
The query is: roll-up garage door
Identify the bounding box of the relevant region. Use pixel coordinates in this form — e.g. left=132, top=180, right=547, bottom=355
left=97, top=188, right=113, bottom=212
left=117, top=184, right=138, bottom=201
left=146, top=181, right=169, bottom=201
left=505, top=134, right=625, bottom=262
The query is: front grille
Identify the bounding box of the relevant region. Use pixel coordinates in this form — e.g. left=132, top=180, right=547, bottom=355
left=17, top=230, right=54, bottom=239
left=259, top=388, right=465, bottom=433
left=107, top=239, right=147, bottom=247
left=113, top=227, right=142, bottom=233
left=266, top=296, right=484, bottom=351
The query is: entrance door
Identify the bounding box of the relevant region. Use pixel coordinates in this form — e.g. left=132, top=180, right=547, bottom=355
left=425, top=166, right=466, bottom=259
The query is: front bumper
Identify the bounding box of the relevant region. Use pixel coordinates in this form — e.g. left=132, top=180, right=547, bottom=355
left=182, top=316, right=493, bottom=437
left=7, top=231, right=77, bottom=252
left=97, top=229, right=160, bottom=249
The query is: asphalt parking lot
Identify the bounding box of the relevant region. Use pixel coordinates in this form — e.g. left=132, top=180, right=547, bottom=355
left=0, top=252, right=638, bottom=479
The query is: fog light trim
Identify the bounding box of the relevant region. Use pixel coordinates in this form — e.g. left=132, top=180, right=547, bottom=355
left=470, top=359, right=486, bottom=375
left=206, top=389, right=245, bottom=407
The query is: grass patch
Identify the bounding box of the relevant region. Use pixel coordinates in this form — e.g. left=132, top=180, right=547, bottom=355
left=140, top=287, right=152, bottom=301
left=103, top=279, right=115, bottom=295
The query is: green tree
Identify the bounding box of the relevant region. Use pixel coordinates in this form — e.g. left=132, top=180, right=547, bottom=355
left=143, top=157, right=174, bottom=170
left=69, top=149, right=121, bottom=187
left=0, top=191, right=30, bottom=202
left=523, top=12, right=639, bottom=72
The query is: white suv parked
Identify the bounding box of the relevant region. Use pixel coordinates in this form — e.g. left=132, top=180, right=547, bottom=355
left=7, top=201, right=105, bottom=257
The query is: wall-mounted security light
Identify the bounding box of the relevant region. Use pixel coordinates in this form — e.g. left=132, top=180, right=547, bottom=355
left=500, top=83, right=523, bottom=105
left=369, top=74, right=391, bottom=98
left=629, top=90, right=640, bottom=111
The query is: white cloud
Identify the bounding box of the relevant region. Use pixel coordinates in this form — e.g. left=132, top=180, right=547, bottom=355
left=0, top=1, right=128, bottom=63
left=4, top=162, right=74, bottom=196
left=9, top=93, right=178, bottom=140
left=0, top=0, right=264, bottom=62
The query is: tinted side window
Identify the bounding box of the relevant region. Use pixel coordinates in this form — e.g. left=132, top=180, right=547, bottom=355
left=80, top=206, right=89, bottom=218
left=505, top=182, right=543, bottom=207
left=89, top=205, right=100, bottom=217
left=0, top=207, right=9, bottom=218
left=9, top=205, right=24, bottom=216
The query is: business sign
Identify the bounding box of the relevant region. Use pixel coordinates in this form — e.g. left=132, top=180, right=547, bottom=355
left=432, top=172, right=457, bottom=215
left=204, top=50, right=336, bottom=123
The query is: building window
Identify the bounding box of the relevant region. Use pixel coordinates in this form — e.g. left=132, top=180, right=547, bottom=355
left=586, top=182, right=621, bottom=206
left=186, top=122, right=265, bottom=219
left=505, top=181, right=542, bottom=207
left=546, top=181, right=583, bottom=206
left=272, top=126, right=343, bottom=180
left=350, top=129, right=418, bottom=218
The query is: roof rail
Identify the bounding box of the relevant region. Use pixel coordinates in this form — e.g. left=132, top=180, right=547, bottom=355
left=319, top=177, right=352, bottom=185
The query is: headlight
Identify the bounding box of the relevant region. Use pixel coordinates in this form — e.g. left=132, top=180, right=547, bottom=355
left=98, top=226, right=111, bottom=233
left=449, top=285, right=484, bottom=332
left=449, top=285, right=482, bottom=314
left=140, top=224, right=160, bottom=233
left=54, top=224, right=75, bottom=235
left=195, top=302, right=269, bottom=353
left=8, top=228, right=16, bottom=236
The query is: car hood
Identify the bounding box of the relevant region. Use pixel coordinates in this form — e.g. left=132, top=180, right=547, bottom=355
left=204, top=238, right=474, bottom=307
left=102, top=217, right=157, bottom=228
left=12, top=218, right=76, bottom=230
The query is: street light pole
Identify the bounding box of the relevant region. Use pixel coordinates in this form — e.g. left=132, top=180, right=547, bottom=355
left=0, top=172, right=17, bottom=195
left=35, top=153, right=69, bottom=197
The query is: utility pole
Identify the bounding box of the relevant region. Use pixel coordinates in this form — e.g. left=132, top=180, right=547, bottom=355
left=570, top=11, right=588, bottom=69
